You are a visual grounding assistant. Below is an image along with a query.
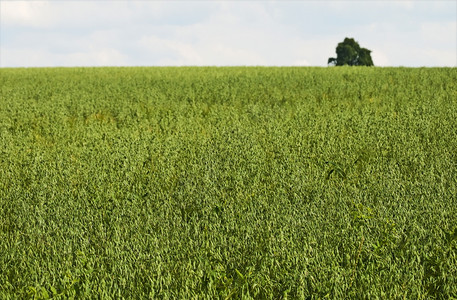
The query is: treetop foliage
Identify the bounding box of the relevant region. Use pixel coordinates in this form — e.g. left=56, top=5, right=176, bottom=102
left=328, top=37, right=374, bottom=66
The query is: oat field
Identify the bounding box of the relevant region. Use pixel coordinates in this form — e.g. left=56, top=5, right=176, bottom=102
left=1, top=66, right=456, bottom=298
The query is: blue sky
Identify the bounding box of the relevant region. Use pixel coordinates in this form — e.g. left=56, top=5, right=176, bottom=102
left=1, top=0, right=456, bottom=67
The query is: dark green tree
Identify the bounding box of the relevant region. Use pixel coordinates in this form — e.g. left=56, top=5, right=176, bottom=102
left=328, top=38, right=374, bottom=66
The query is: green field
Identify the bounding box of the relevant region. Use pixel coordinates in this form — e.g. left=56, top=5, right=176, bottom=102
left=1, top=67, right=456, bottom=298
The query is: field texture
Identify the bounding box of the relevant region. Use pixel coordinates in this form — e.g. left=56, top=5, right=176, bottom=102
left=1, top=67, right=456, bottom=298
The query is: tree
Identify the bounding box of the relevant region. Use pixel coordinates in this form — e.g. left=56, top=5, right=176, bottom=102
left=328, top=38, right=374, bottom=66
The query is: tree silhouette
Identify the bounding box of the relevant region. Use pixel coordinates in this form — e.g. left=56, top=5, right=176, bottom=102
left=328, top=38, right=374, bottom=66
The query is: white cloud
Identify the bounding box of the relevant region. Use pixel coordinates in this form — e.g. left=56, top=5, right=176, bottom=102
left=1, top=1, right=55, bottom=28
left=370, top=50, right=391, bottom=67
left=138, top=35, right=203, bottom=65
left=292, top=59, right=310, bottom=66
left=2, top=46, right=128, bottom=67
left=420, top=21, right=457, bottom=46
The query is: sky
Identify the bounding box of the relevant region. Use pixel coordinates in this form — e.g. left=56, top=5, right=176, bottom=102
left=1, top=0, right=456, bottom=67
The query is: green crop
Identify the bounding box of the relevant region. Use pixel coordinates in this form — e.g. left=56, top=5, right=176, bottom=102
left=1, top=66, right=456, bottom=298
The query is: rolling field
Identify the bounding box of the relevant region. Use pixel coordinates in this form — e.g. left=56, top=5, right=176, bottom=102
left=1, top=66, right=456, bottom=298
